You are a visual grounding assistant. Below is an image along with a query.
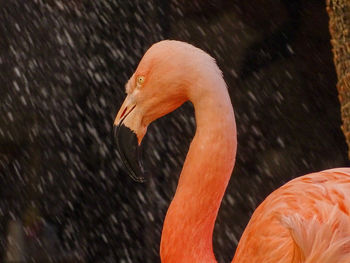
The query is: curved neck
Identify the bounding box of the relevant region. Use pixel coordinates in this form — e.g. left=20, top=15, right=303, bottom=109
left=160, top=74, right=237, bottom=262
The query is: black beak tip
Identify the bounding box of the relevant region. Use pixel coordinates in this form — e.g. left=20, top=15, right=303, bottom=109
left=113, top=124, right=118, bottom=143
left=113, top=123, right=146, bottom=183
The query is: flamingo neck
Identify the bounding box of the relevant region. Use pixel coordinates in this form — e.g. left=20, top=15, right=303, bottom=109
left=160, top=73, right=237, bottom=262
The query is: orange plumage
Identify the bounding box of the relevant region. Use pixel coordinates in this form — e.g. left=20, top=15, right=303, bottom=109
left=233, top=168, right=350, bottom=263
left=114, top=40, right=350, bottom=262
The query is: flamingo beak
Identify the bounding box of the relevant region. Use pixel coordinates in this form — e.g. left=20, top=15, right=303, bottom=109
left=113, top=102, right=146, bottom=183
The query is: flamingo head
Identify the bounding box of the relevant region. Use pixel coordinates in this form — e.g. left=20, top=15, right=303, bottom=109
left=113, top=40, right=215, bottom=182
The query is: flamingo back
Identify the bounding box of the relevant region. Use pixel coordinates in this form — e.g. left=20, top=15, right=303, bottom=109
left=232, top=168, right=350, bottom=263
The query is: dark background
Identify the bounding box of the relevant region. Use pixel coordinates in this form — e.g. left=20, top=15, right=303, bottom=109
left=0, top=0, right=348, bottom=262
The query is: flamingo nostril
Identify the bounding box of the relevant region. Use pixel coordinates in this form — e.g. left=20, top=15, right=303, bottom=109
left=120, top=107, right=128, bottom=119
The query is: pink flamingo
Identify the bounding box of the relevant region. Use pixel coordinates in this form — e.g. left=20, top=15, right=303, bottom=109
left=113, top=40, right=350, bottom=262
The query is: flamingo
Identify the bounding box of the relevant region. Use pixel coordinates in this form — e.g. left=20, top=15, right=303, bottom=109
left=113, top=40, right=350, bottom=262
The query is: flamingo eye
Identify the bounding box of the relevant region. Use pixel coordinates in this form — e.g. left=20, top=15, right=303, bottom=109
left=136, top=76, right=145, bottom=87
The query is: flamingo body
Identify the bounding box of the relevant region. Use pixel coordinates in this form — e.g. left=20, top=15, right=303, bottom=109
left=113, top=40, right=350, bottom=262
left=233, top=168, right=350, bottom=263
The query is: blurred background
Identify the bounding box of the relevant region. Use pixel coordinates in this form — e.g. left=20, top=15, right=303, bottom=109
left=0, top=0, right=349, bottom=262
